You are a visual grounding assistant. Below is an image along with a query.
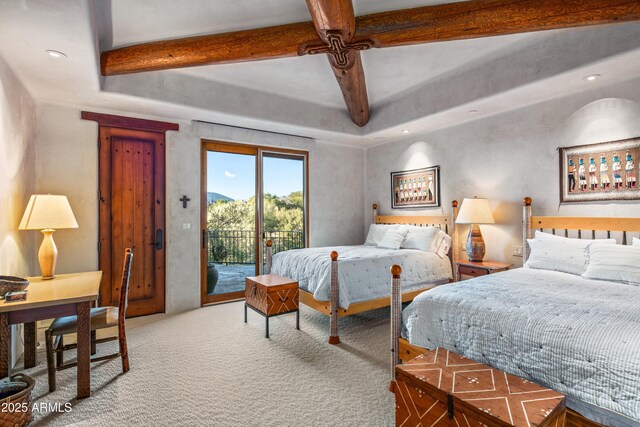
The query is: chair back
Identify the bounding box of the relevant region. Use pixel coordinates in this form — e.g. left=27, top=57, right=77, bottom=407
left=118, top=248, right=134, bottom=322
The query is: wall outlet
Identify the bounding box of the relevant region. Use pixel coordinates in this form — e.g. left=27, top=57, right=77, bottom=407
left=461, top=243, right=466, bottom=251
left=512, top=246, right=523, bottom=257
left=182, top=223, right=192, bottom=230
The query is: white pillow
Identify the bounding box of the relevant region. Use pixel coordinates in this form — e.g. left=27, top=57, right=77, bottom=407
left=401, top=225, right=440, bottom=252
left=633, top=237, right=640, bottom=246
left=583, top=243, right=640, bottom=285
left=377, top=228, right=409, bottom=250
left=364, top=224, right=398, bottom=246
left=525, top=231, right=616, bottom=276
left=435, top=231, right=451, bottom=259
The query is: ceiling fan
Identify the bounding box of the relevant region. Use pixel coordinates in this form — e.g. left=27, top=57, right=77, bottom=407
left=100, top=0, right=640, bottom=127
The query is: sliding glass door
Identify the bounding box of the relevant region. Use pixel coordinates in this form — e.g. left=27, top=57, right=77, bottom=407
left=261, top=152, right=306, bottom=272
left=201, top=141, right=308, bottom=304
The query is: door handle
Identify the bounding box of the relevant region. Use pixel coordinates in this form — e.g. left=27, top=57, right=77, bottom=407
left=150, top=229, right=163, bottom=250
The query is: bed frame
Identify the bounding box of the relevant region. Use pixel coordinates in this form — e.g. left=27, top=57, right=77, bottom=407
left=390, top=196, right=640, bottom=427
left=265, top=201, right=460, bottom=345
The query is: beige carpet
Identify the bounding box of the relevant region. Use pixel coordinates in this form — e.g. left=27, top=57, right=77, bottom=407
left=20, top=301, right=395, bottom=426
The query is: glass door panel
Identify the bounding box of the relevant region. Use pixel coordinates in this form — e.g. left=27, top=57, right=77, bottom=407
left=261, top=153, right=306, bottom=271
left=202, top=141, right=308, bottom=305
left=204, top=149, right=257, bottom=303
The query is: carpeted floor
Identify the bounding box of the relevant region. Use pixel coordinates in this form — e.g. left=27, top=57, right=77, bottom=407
left=20, top=302, right=395, bottom=426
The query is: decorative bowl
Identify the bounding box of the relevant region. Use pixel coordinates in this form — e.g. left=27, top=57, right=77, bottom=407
left=0, top=276, right=30, bottom=296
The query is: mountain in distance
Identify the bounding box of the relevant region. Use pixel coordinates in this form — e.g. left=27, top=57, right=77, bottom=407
left=207, top=192, right=234, bottom=203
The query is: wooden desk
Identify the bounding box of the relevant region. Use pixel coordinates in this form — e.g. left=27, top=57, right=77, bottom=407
left=0, top=271, right=102, bottom=399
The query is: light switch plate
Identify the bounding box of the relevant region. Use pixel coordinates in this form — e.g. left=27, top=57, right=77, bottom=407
left=513, top=246, right=523, bottom=257
left=182, top=223, right=192, bottom=230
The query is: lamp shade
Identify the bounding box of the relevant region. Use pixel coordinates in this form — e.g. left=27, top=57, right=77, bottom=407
left=19, top=195, right=79, bottom=230
left=455, top=197, right=495, bottom=225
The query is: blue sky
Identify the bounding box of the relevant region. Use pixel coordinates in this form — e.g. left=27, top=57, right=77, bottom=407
left=207, top=152, right=303, bottom=200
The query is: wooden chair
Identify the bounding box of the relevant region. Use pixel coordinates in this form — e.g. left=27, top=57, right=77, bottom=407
left=45, top=248, right=133, bottom=392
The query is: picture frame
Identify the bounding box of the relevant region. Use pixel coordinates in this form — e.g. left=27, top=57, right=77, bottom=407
left=391, top=166, right=440, bottom=209
left=559, top=137, right=640, bottom=203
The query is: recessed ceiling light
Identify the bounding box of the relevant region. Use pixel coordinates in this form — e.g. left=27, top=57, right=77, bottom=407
left=401, top=129, right=410, bottom=134
left=583, top=74, right=601, bottom=82
left=469, top=109, right=479, bottom=114
left=45, top=50, right=67, bottom=58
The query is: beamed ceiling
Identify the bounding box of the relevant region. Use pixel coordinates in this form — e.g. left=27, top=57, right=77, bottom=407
left=1, top=0, right=640, bottom=144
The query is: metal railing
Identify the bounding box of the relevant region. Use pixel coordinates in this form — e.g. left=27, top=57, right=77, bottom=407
left=207, top=230, right=304, bottom=264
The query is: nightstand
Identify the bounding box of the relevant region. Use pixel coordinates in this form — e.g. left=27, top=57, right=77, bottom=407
left=456, top=260, right=511, bottom=280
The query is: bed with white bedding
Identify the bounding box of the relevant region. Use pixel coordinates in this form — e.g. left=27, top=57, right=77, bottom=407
left=389, top=197, right=640, bottom=426
left=266, top=202, right=460, bottom=344
left=271, top=245, right=452, bottom=308
left=402, top=268, right=640, bottom=426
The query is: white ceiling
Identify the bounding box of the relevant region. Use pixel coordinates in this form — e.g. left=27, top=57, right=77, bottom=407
left=106, top=0, right=463, bottom=48
left=1, top=0, right=639, bottom=145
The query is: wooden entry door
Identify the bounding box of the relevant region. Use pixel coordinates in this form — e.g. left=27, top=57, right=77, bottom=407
left=85, top=112, right=177, bottom=317
left=99, top=127, right=165, bottom=316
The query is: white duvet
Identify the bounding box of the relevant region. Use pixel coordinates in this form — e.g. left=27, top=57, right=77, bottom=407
left=403, top=268, right=640, bottom=425
left=271, top=245, right=452, bottom=308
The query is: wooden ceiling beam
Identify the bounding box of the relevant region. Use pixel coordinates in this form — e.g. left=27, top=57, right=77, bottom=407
left=330, top=53, right=369, bottom=127
left=101, top=22, right=320, bottom=76
left=101, top=0, right=640, bottom=76
left=305, top=0, right=370, bottom=127
left=356, top=0, right=640, bottom=48
left=99, top=0, right=640, bottom=126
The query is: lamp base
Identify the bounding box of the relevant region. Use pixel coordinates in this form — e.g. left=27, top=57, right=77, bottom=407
left=466, top=224, right=485, bottom=262
left=38, top=229, right=58, bottom=280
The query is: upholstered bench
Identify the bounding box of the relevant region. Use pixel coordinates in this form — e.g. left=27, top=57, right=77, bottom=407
left=244, top=274, right=299, bottom=338
left=394, top=347, right=566, bottom=426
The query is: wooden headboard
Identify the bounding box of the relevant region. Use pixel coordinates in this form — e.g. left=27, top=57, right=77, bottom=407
left=522, top=196, right=640, bottom=261
left=372, top=201, right=460, bottom=279
left=373, top=202, right=457, bottom=234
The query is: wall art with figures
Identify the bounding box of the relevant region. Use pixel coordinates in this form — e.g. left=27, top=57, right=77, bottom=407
left=391, top=166, right=440, bottom=208
left=560, top=137, right=640, bottom=202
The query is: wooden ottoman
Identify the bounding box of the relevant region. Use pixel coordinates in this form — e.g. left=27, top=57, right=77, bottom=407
left=394, top=348, right=566, bottom=426
left=244, top=274, right=299, bottom=338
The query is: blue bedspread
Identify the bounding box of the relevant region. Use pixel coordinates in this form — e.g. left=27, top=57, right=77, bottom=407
left=403, top=268, right=640, bottom=426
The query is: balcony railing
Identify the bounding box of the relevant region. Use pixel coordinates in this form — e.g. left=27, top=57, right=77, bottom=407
left=207, top=230, right=304, bottom=265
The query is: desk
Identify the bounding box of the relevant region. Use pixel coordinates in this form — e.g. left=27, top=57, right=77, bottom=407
left=0, top=271, right=101, bottom=399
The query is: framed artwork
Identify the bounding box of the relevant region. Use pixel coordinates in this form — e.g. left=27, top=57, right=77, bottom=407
left=560, top=137, right=640, bottom=203
left=391, top=166, right=440, bottom=209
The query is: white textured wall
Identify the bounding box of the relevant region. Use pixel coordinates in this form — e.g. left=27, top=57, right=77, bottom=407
left=35, top=104, right=98, bottom=273
left=365, top=77, right=640, bottom=266
left=166, top=123, right=365, bottom=312
left=0, top=56, right=36, bottom=367
left=34, top=106, right=365, bottom=313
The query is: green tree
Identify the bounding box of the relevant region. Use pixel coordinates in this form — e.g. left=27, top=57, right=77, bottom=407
left=207, top=198, right=255, bottom=230
left=207, top=192, right=304, bottom=263
left=207, top=192, right=303, bottom=231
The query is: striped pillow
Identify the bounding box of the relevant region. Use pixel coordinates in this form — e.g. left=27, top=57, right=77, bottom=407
left=583, top=243, right=640, bottom=285
left=377, top=228, right=409, bottom=250
left=525, top=231, right=616, bottom=276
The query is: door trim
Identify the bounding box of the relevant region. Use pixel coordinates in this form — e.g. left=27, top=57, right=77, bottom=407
left=81, top=111, right=178, bottom=133
left=201, top=139, right=309, bottom=306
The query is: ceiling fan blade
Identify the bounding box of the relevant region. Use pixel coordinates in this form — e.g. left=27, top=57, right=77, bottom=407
left=356, top=0, right=640, bottom=48
left=101, top=22, right=320, bottom=76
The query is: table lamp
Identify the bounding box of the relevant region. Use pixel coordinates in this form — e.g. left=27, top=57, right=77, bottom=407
left=455, top=197, right=495, bottom=262
left=19, top=195, right=79, bottom=279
